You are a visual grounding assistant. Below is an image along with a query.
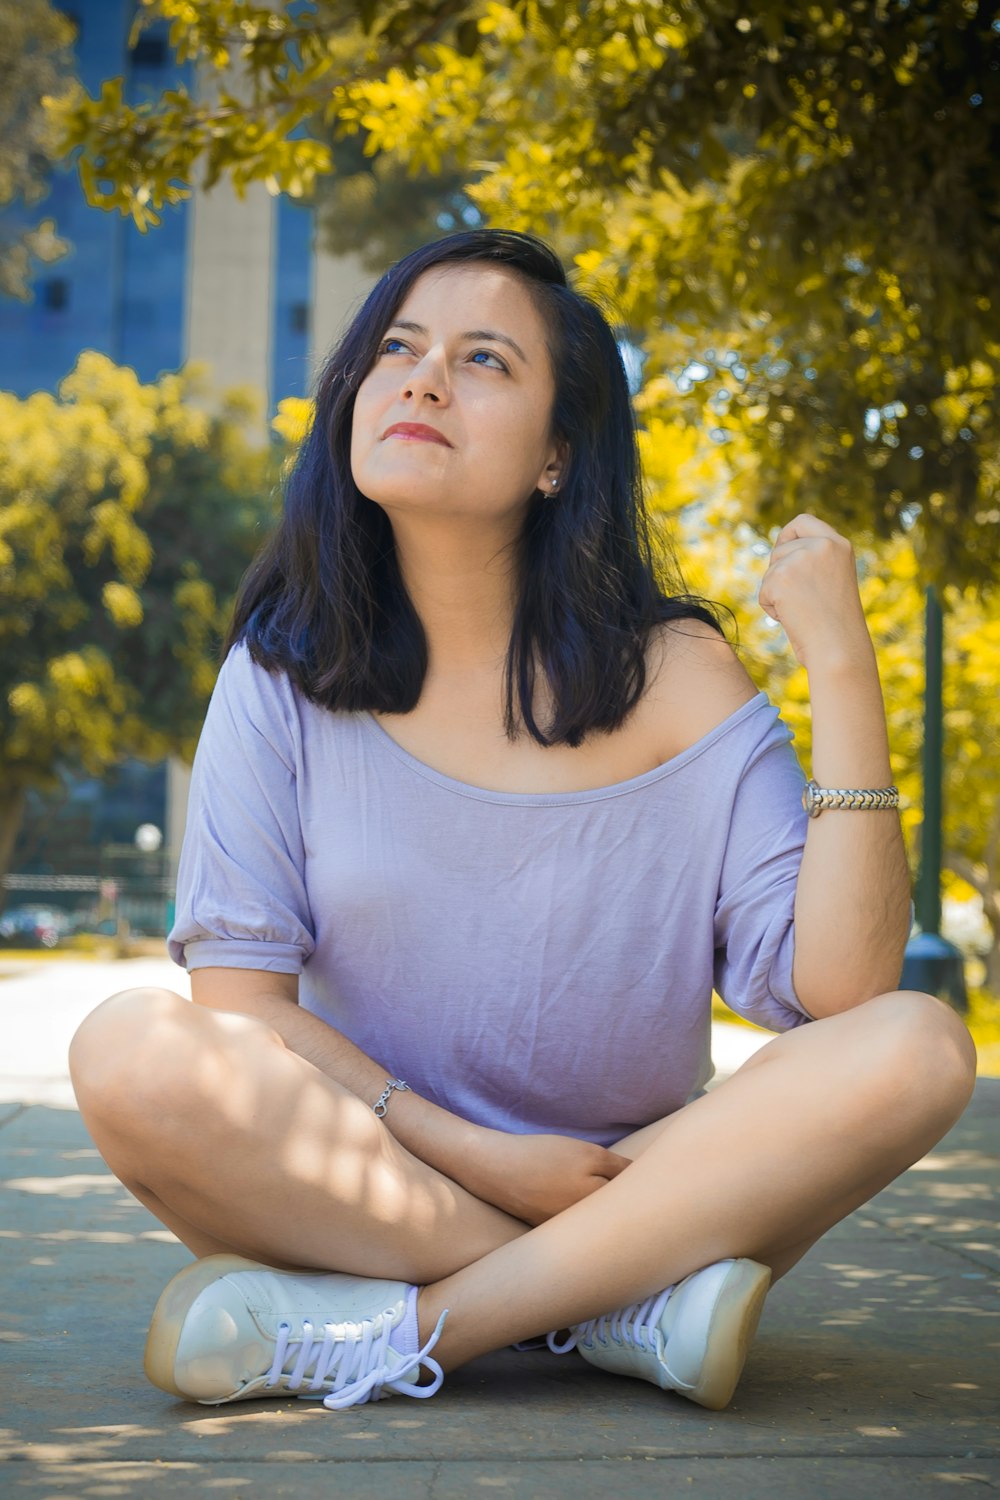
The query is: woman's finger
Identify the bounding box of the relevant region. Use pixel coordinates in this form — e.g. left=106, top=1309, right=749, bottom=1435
left=772, top=512, right=845, bottom=546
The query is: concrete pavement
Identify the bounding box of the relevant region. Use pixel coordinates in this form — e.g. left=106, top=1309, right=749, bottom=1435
left=1, top=958, right=998, bottom=1497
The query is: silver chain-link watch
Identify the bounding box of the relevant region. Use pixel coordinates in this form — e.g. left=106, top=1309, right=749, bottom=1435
left=802, top=778, right=900, bottom=818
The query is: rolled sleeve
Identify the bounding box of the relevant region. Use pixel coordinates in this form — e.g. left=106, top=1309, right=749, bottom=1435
left=712, top=708, right=813, bottom=1032
left=168, top=644, right=316, bottom=974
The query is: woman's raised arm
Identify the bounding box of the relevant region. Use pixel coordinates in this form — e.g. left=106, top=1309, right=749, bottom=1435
left=758, top=514, right=912, bottom=1016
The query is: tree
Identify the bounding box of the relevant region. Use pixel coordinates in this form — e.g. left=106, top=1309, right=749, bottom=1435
left=0, top=0, right=74, bottom=298
left=314, top=132, right=481, bottom=276
left=0, top=353, right=283, bottom=897
left=53, top=0, right=999, bottom=583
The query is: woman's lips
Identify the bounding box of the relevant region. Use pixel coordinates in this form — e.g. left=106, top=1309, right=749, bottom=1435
left=383, top=423, right=451, bottom=446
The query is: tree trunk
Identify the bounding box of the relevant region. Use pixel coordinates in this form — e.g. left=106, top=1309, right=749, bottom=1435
left=986, top=939, right=1000, bottom=997
left=0, top=786, right=27, bottom=920
left=945, top=847, right=1000, bottom=1000
left=980, top=893, right=1000, bottom=997
left=974, top=886, right=1000, bottom=998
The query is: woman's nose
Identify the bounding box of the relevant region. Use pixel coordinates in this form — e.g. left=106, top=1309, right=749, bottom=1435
left=400, top=349, right=449, bottom=404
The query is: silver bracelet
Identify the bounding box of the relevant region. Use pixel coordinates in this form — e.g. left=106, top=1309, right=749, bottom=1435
left=802, top=779, right=900, bottom=818
left=372, top=1077, right=410, bottom=1118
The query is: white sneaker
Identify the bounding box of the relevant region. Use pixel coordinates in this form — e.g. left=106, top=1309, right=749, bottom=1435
left=143, top=1254, right=447, bottom=1411
left=568, top=1258, right=770, bottom=1411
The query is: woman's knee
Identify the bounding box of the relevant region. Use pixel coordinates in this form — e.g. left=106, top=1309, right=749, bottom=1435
left=70, top=986, right=186, bottom=1103
left=852, top=989, right=977, bottom=1126
left=69, top=986, right=275, bottom=1132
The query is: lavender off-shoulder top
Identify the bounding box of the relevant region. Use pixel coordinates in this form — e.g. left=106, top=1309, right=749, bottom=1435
left=169, top=643, right=813, bottom=1146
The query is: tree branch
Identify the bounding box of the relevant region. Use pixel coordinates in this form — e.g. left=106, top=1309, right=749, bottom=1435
left=72, top=0, right=474, bottom=148
left=985, top=800, right=1000, bottom=888
left=946, top=848, right=1000, bottom=932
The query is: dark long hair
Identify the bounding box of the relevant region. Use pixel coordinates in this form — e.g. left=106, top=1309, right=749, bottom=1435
left=228, top=229, right=723, bottom=746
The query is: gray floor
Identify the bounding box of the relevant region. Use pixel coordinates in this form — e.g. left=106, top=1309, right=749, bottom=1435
left=2, top=960, right=998, bottom=1498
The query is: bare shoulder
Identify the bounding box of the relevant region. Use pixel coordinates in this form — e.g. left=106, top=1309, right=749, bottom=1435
left=642, top=617, right=760, bottom=762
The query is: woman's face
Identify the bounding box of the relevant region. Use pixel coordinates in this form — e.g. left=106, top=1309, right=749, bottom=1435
left=350, top=264, right=565, bottom=532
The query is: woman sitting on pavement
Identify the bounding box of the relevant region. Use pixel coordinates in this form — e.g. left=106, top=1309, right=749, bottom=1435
left=69, top=229, right=976, bottom=1414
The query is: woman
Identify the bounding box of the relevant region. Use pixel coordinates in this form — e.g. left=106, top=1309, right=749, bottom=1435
left=69, top=230, right=976, bottom=1414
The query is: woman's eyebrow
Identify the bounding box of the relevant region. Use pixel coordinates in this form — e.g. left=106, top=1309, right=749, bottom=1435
left=463, top=328, right=528, bottom=363
left=388, top=320, right=528, bottom=363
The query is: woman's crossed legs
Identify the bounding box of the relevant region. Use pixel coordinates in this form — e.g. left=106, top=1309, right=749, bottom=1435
left=69, top=987, right=976, bottom=1379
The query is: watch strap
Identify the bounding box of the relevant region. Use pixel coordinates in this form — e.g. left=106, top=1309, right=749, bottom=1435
left=802, top=778, right=900, bottom=818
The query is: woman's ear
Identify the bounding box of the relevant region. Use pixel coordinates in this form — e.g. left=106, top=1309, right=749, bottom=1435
left=539, top=440, right=569, bottom=494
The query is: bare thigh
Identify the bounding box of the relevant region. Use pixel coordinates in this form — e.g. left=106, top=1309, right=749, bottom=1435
left=69, top=987, right=527, bottom=1281
left=611, top=992, right=977, bottom=1280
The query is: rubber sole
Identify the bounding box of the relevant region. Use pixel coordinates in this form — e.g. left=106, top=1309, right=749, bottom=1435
left=689, top=1258, right=771, bottom=1411
left=143, top=1253, right=275, bottom=1398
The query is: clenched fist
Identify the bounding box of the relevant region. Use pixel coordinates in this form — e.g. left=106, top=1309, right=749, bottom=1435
left=758, top=514, right=875, bottom=675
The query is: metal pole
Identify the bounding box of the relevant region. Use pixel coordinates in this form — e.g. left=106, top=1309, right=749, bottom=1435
left=901, top=583, right=967, bottom=1010
left=915, top=585, right=943, bottom=935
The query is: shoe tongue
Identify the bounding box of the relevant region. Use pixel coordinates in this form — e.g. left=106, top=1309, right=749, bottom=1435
left=387, top=1286, right=420, bottom=1359
left=649, top=1285, right=677, bottom=1335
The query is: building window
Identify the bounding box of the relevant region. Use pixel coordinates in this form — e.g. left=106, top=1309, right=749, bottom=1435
left=42, top=278, right=69, bottom=311
left=289, top=302, right=309, bottom=335
left=132, top=35, right=167, bottom=67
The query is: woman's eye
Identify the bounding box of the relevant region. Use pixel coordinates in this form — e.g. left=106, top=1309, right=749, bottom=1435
left=379, top=337, right=411, bottom=356
left=470, top=349, right=507, bottom=371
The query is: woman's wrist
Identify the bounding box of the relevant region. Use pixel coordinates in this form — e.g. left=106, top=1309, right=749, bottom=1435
left=801, top=625, right=879, bottom=685
left=386, top=1090, right=486, bottom=1186
left=805, top=647, right=894, bottom=786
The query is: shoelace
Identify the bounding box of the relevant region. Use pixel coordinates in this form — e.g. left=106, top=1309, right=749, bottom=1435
left=563, top=1284, right=675, bottom=1354
left=513, top=1284, right=676, bottom=1357
left=265, top=1307, right=448, bottom=1410
left=510, top=1333, right=573, bottom=1353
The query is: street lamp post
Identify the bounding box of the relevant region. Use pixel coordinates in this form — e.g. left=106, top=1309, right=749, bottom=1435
left=133, top=823, right=167, bottom=938
left=900, top=586, right=968, bottom=1011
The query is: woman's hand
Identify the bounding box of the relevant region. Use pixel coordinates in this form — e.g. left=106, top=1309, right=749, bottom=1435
left=758, top=513, right=874, bottom=676
left=459, top=1127, right=632, bottom=1226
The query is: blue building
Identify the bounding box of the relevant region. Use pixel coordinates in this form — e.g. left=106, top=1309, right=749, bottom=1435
left=0, top=0, right=348, bottom=411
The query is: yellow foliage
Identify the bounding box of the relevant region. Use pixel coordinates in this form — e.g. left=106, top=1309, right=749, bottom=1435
left=102, top=581, right=144, bottom=628
left=638, top=415, right=728, bottom=519
left=82, top=501, right=153, bottom=585
left=271, top=396, right=314, bottom=449
left=966, top=989, right=1000, bottom=1078
left=0, top=349, right=275, bottom=798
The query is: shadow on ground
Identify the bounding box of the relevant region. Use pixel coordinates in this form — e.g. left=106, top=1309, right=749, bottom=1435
left=2, top=1088, right=999, bottom=1498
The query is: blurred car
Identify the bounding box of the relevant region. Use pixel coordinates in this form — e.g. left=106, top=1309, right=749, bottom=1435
left=0, top=906, right=67, bottom=949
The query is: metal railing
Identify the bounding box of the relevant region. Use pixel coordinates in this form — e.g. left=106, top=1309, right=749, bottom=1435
left=1, top=873, right=175, bottom=939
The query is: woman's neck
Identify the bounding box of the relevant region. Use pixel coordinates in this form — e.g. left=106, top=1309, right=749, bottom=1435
left=391, top=516, right=519, bottom=676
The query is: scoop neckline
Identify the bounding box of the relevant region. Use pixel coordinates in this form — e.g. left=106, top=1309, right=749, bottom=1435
left=358, top=690, right=770, bottom=805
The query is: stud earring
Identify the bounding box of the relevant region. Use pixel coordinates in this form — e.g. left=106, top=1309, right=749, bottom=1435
left=550, top=478, right=558, bottom=489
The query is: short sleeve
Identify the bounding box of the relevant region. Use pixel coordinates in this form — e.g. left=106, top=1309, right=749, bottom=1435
left=712, top=707, right=813, bottom=1032
left=168, top=643, right=316, bottom=974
